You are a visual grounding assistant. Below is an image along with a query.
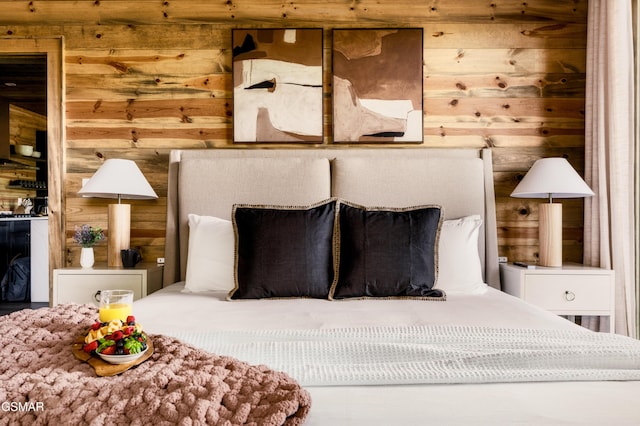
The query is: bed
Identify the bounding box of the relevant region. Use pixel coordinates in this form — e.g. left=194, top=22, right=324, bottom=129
left=128, top=147, right=640, bottom=425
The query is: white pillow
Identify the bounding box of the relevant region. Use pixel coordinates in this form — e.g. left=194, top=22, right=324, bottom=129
left=184, top=214, right=235, bottom=292
left=436, top=215, right=487, bottom=294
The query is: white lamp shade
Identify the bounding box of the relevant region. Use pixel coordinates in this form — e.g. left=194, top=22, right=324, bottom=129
left=510, top=158, right=594, bottom=199
left=78, top=159, right=158, bottom=200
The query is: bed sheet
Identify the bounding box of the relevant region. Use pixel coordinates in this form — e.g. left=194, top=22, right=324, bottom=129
left=134, top=285, right=640, bottom=425
left=134, top=283, right=581, bottom=334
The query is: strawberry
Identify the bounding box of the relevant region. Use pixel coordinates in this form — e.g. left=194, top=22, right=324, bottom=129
left=83, top=340, right=98, bottom=353
left=126, top=315, right=136, bottom=324
left=123, top=326, right=135, bottom=336
left=100, top=346, right=116, bottom=355
left=91, top=322, right=101, bottom=331
left=111, top=330, right=124, bottom=341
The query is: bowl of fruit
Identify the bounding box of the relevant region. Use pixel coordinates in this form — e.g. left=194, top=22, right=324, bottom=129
left=82, top=315, right=149, bottom=365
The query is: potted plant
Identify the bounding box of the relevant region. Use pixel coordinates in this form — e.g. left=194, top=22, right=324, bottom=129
left=73, top=224, right=104, bottom=268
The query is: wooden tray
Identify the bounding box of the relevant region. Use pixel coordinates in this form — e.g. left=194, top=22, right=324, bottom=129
left=72, top=333, right=154, bottom=377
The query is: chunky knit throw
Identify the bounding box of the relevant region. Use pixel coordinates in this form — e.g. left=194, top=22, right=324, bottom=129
left=0, top=304, right=311, bottom=425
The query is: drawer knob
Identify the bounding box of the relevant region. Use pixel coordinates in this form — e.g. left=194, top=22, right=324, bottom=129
left=564, top=290, right=576, bottom=301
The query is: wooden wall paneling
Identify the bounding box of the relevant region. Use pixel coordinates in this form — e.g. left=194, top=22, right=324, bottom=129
left=66, top=98, right=231, bottom=122
left=425, top=74, right=586, bottom=99
left=64, top=39, right=230, bottom=267
left=425, top=48, right=586, bottom=74
left=422, top=13, right=587, bottom=264
left=8, top=105, right=46, bottom=146
left=424, top=23, right=587, bottom=49
left=1, top=0, right=588, bottom=277
left=0, top=1, right=588, bottom=25
left=62, top=26, right=228, bottom=50
left=64, top=21, right=585, bottom=265
left=441, top=15, right=585, bottom=262
left=0, top=105, right=43, bottom=208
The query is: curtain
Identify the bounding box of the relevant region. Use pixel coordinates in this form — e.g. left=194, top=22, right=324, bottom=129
left=584, top=0, right=637, bottom=337
left=635, top=0, right=640, bottom=339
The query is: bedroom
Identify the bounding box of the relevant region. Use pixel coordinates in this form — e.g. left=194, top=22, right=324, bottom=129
left=1, top=1, right=639, bottom=424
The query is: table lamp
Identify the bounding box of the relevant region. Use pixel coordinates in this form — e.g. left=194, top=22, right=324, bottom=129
left=510, top=157, right=594, bottom=267
left=78, top=159, right=158, bottom=267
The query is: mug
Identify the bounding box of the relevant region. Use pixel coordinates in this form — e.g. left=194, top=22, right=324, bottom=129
left=121, top=249, right=142, bottom=268
left=98, top=289, right=133, bottom=322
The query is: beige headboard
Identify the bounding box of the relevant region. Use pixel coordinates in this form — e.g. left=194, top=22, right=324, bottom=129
left=163, top=148, right=500, bottom=289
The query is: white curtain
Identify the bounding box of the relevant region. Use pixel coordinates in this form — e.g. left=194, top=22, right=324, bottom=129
left=636, top=0, right=640, bottom=340
left=584, top=0, right=636, bottom=337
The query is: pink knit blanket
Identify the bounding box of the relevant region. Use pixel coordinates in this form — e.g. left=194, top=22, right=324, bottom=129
left=0, top=304, right=311, bottom=425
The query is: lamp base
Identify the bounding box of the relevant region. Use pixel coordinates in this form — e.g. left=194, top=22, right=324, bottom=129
left=538, top=203, right=562, bottom=267
left=108, top=204, right=130, bottom=267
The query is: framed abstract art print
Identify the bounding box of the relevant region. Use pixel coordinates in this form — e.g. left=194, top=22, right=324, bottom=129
left=332, top=28, right=423, bottom=143
left=232, top=28, right=323, bottom=143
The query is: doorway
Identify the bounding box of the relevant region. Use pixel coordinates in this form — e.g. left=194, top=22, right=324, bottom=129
left=0, top=37, right=64, bottom=306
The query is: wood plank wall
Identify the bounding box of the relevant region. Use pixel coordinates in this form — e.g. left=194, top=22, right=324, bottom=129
left=0, top=105, right=45, bottom=212
left=0, top=0, right=588, bottom=270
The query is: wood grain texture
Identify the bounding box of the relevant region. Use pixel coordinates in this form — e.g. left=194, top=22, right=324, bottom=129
left=0, top=0, right=588, bottom=278
left=538, top=203, right=563, bottom=267
left=0, top=105, right=43, bottom=206
left=0, top=1, right=588, bottom=25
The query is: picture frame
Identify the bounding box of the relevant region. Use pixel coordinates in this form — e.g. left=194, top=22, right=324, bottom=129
left=232, top=28, right=324, bottom=143
left=332, top=28, right=424, bottom=143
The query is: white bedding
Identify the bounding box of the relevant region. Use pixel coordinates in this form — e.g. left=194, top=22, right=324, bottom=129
left=136, top=283, right=580, bottom=333
left=160, top=325, right=640, bottom=386
left=134, top=285, right=640, bottom=425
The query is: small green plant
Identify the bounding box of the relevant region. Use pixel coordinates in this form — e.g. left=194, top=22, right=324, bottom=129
left=73, top=224, right=104, bottom=248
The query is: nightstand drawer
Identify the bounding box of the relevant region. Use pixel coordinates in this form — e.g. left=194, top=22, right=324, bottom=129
left=52, top=264, right=163, bottom=306
left=524, top=275, right=611, bottom=312
left=500, top=263, right=615, bottom=332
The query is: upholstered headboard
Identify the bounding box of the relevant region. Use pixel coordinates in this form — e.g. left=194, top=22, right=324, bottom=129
left=163, top=148, right=500, bottom=289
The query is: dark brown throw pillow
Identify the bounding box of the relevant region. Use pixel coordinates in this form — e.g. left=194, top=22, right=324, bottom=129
left=229, top=199, right=338, bottom=300
left=330, top=201, right=444, bottom=300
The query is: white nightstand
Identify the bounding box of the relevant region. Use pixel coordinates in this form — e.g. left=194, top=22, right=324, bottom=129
left=52, top=263, right=163, bottom=306
left=499, top=263, right=615, bottom=333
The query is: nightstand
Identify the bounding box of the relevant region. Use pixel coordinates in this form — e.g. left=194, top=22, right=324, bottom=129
left=52, top=263, right=163, bottom=306
left=499, top=263, right=615, bottom=333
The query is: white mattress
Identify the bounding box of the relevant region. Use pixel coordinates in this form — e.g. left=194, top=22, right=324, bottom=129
left=134, top=285, right=640, bottom=425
